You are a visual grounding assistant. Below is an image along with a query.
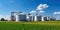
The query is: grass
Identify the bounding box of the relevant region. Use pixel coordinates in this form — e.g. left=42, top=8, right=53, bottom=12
left=0, top=21, right=60, bottom=30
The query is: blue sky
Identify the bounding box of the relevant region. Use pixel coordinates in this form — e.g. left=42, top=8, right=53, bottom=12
left=0, top=0, right=60, bottom=20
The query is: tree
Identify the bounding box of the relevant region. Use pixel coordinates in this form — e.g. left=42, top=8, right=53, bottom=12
left=1, top=18, right=5, bottom=21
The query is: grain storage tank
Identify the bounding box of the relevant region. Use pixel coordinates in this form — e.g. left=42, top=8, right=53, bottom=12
left=35, top=14, right=42, bottom=21
left=49, top=16, right=56, bottom=21
left=27, top=13, right=33, bottom=21
left=41, top=16, right=49, bottom=21
left=44, top=16, right=48, bottom=21
left=41, top=16, right=44, bottom=21
left=46, top=16, right=54, bottom=21
left=16, top=12, right=26, bottom=22
left=47, top=16, right=51, bottom=21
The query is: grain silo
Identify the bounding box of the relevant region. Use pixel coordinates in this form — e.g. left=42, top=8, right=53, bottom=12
left=49, top=16, right=56, bottom=21
left=35, top=14, right=42, bottom=21
left=27, top=13, right=33, bottom=21
left=16, top=11, right=26, bottom=22
left=43, top=16, right=48, bottom=21
left=41, top=16, right=49, bottom=21
left=41, top=16, right=44, bottom=21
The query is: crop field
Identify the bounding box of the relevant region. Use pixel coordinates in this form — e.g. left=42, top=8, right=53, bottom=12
left=0, top=21, right=60, bottom=30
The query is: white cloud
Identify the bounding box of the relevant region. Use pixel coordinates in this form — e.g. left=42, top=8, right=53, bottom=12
left=36, top=4, right=49, bottom=10
left=30, top=11, right=36, bottom=13
left=40, top=11, right=45, bottom=13
left=54, top=11, right=60, bottom=15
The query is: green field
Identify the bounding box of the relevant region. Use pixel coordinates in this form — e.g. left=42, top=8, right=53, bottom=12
left=0, top=21, right=60, bottom=30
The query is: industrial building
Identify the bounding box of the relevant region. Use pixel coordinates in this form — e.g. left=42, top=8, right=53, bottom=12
left=27, top=13, right=33, bottom=21
left=10, top=11, right=56, bottom=22
left=11, top=12, right=16, bottom=21
left=11, top=11, right=27, bottom=22
left=16, top=12, right=26, bottom=22
left=48, top=16, right=56, bottom=21
left=35, top=14, right=42, bottom=21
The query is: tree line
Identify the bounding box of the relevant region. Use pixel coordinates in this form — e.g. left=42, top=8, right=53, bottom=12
left=0, top=18, right=7, bottom=21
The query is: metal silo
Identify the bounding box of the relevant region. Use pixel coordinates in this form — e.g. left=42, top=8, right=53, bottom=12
left=16, top=11, right=26, bottom=22
left=41, top=16, right=48, bottom=21
left=27, top=13, right=33, bottom=21
left=35, top=14, right=42, bottom=21
left=44, top=16, right=48, bottom=21
left=49, top=16, right=56, bottom=21
left=41, top=16, right=44, bottom=21
left=47, top=16, right=51, bottom=21
left=16, top=14, right=19, bottom=22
